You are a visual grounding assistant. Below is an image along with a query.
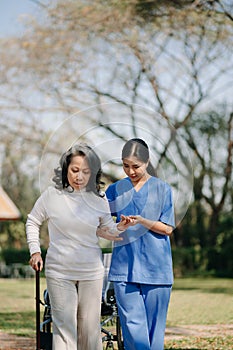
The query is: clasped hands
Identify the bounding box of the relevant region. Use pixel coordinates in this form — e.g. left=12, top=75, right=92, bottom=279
left=97, top=214, right=140, bottom=241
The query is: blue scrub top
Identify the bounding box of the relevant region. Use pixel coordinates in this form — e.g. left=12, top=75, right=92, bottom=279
left=106, top=177, right=175, bottom=285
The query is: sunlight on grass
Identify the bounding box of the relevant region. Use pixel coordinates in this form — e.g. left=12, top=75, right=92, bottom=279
left=0, top=278, right=47, bottom=336
left=0, top=278, right=47, bottom=313
left=165, top=335, right=233, bottom=350
left=167, top=278, right=233, bottom=325
left=168, top=290, right=233, bottom=325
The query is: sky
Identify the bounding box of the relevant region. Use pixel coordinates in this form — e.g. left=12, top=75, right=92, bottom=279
left=0, top=0, right=45, bottom=37
left=0, top=0, right=230, bottom=220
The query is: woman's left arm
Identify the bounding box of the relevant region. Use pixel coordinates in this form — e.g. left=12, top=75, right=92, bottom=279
left=96, top=226, right=123, bottom=241
left=129, top=215, right=173, bottom=236
left=97, top=193, right=135, bottom=241
left=97, top=215, right=135, bottom=241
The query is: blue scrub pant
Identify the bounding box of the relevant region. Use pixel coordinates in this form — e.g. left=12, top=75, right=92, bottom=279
left=114, top=282, right=172, bottom=350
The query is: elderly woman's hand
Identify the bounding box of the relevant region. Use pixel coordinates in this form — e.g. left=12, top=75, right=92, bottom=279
left=29, top=252, right=43, bottom=271
left=116, top=215, right=137, bottom=231
left=96, top=227, right=123, bottom=241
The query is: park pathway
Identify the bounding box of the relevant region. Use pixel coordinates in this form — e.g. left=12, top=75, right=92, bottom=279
left=0, top=325, right=233, bottom=349
left=0, top=331, right=35, bottom=350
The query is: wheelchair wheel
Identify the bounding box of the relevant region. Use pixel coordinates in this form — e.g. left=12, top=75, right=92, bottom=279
left=40, top=289, right=53, bottom=350
left=116, top=316, right=124, bottom=350
left=42, top=290, right=52, bottom=333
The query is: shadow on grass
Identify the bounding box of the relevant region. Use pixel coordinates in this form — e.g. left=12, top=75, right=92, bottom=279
left=0, top=311, right=35, bottom=337
left=173, top=286, right=232, bottom=294
left=172, top=278, right=233, bottom=295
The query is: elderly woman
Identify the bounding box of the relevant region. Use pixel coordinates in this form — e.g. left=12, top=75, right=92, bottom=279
left=26, top=143, right=133, bottom=350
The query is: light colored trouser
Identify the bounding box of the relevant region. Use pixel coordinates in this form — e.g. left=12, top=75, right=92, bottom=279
left=46, top=277, right=103, bottom=350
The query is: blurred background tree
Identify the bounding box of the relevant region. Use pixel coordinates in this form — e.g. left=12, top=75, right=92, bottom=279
left=0, top=0, right=232, bottom=276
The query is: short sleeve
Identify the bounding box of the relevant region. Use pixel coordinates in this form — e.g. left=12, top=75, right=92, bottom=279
left=105, top=183, right=117, bottom=217
left=159, top=184, right=175, bottom=227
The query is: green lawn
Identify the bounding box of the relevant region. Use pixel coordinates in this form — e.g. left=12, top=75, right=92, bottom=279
left=0, top=277, right=232, bottom=349
left=167, top=278, right=233, bottom=325
left=165, top=278, right=233, bottom=349
left=0, top=278, right=47, bottom=336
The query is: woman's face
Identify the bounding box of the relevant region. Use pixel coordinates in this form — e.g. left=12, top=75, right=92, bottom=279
left=122, top=155, right=149, bottom=183
left=67, top=155, right=91, bottom=191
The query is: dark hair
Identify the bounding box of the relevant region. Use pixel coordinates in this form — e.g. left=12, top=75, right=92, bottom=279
left=53, top=143, right=104, bottom=196
left=121, top=138, right=156, bottom=176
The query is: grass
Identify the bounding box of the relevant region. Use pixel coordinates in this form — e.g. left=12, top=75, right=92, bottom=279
left=165, top=278, right=233, bottom=349
left=0, top=277, right=232, bottom=349
left=165, top=336, right=233, bottom=350
left=0, top=278, right=46, bottom=336
left=167, top=278, right=233, bottom=325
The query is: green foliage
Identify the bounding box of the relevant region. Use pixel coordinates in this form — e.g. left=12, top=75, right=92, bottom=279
left=0, top=247, right=47, bottom=265
left=172, top=244, right=233, bottom=278
left=1, top=248, right=30, bottom=265
left=1, top=244, right=232, bottom=278
left=0, top=221, right=26, bottom=249
left=101, top=247, right=113, bottom=254
left=134, top=0, right=194, bottom=21
left=206, top=213, right=233, bottom=277
left=172, top=246, right=209, bottom=277
left=173, top=186, right=233, bottom=277
left=207, top=234, right=233, bottom=276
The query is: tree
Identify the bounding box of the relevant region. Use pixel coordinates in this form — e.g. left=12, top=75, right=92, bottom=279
left=176, top=110, right=233, bottom=246
left=0, top=0, right=232, bottom=265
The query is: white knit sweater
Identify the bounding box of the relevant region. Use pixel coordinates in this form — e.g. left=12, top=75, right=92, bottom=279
left=26, top=186, right=118, bottom=280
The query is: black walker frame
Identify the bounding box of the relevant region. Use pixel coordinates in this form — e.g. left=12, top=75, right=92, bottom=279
left=35, top=269, right=124, bottom=350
